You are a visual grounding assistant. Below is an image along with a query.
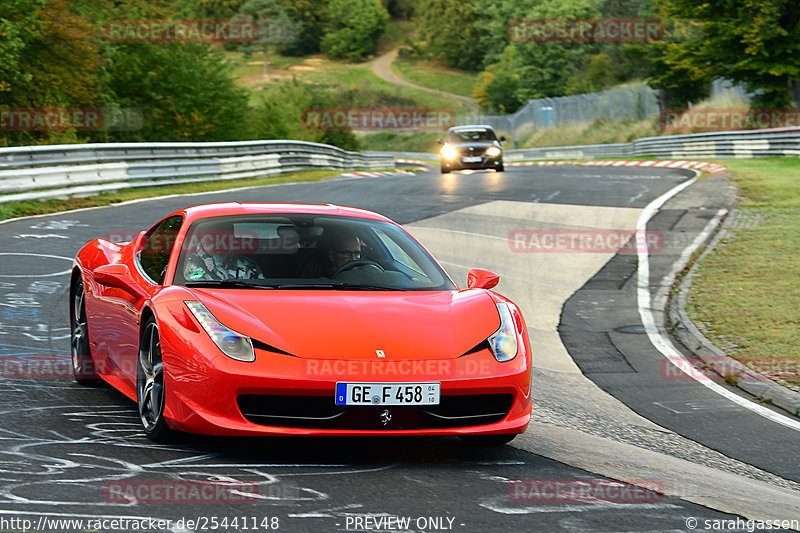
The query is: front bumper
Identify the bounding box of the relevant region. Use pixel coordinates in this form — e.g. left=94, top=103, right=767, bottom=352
left=159, top=330, right=531, bottom=437
left=442, top=155, right=503, bottom=171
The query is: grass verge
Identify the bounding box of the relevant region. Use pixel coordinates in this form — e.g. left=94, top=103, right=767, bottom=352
left=391, top=56, right=479, bottom=99
left=686, top=158, right=800, bottom=389
left=517, top=93, right=751, bottom=148
left=520, top=117, right=661, bottom=148
left=358, top=131, right=441, bottom=153
left=376, top=20, right=416, bottom=54
left=0, top=169, right=348, bottom=222
left=227, top=51, right=470, bottom=113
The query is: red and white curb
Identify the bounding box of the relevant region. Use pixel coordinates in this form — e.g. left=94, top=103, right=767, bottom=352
left=339, top=169, right=418, bottom=178
left=508, top=160, right=727, bottom=174
left=394, top=158, right=431, bottom=166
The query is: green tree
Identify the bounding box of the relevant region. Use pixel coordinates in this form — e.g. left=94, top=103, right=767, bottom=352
left=475, top=46, right=526, bottom=113
left=596, top=0, right=658, bottom=85
left=103, top=43, right=250, bottom=141
left=0, top=0, right=44, bottom=102
left=646, top=28, right=712, bottom=108
left=175, top=0, right=248, bottom=18
left=382, top=0, right=416, bottom=19
left=512, top=0, right=600, bottom=98
left=248, top=80, right=359, bottom=150
left=471, top=0, right=538, bottom=70
left=1, top=0, right=102, bottom=145
left=237, top=0, right=294, bottom=77
left=281, top=0, right=330, bottom=55
left=567, top=53, right=615, bottom=94
left=656, top=0, right=800, bottom=107
left=474, top=0, right=599, bottom=111
left=320, top=0, right=389, bottom=60
left=415, top=0, right=483, bottom=70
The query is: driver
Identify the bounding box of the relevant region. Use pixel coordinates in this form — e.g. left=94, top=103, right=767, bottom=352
left=183, top=236, right=264, bottom=281
left=322, top=228, right=362, bottom=277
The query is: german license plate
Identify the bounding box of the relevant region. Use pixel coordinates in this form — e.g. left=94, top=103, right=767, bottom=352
left=335, top=382, right=440, bottom=406
left=462, top=156, right=482, bottom=163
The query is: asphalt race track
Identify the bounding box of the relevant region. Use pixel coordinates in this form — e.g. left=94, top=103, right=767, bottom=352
left=0, top=165, right=798, bottom=533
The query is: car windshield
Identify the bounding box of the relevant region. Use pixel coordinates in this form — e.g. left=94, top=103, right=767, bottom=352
left=447, top=129, right=496, bottom=143
left=174, top=214, right=456, bottom=291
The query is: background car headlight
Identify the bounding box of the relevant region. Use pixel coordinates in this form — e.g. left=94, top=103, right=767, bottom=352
left=441, top=144, right=458, bottom=161
left=488, top=303, right=518, bottom=362
left=185, top=301, right=255, bottom=362
left=486, top=146, right=501, bottom=157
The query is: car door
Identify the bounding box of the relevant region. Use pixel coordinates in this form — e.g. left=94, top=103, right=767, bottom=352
left=108, top=215, right=183, bottom=390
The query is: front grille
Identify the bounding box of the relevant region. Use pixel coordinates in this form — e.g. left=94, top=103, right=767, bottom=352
left=237, top=394, right=514, bottom=430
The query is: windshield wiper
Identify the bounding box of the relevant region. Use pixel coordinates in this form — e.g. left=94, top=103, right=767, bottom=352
left=276, top=283, right=337, bottom=290
left=275, top=283, right=402, bottom=291
left=184, top=280, right=275, bottom=290
left=339, top=284, right=403, bottom=291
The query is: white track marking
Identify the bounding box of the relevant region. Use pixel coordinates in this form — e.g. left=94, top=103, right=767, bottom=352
left=478, top=495, right=681, bottom=514
left=636, top=173, right=800, bottom=432
left=0, top=173, right=375, bottom=226
left=407, top=226, right=508, bottom=241
left=0, top=253, right=72, bottom=278
left=13, top=234, right=69, bottom=239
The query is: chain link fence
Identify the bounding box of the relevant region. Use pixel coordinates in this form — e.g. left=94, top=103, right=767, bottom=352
left=459, top=86, right=659, bottom=148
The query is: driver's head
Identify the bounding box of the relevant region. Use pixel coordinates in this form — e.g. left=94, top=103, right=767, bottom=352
left=323, top=227, right=361, bottom=272
left=194, top=234, right=216, bottom=256
left=193, top=224, right=232, bottom=257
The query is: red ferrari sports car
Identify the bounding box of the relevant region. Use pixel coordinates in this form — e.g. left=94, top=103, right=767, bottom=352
left=70, top=203, right=532, bottom=442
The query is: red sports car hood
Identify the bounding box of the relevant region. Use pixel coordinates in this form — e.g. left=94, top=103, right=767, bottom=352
left=192, top=289, right=501, bottom=360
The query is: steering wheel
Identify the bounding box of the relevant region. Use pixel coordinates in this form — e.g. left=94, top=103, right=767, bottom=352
left=332, top=260, right=385, bottom=278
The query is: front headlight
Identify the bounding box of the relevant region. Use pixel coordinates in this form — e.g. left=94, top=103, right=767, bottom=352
left=486, top=146, right=502, bottom=157
left=185, top=301, right=255, bottom=362
left=488, top=303, right=518, bottom=362
left=441, top=144, right=458, bottom=161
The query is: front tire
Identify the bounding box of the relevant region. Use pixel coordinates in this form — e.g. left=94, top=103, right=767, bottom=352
left=137, top=318, right=173, bottom=442
left=70, top=277, right=102, bottom=386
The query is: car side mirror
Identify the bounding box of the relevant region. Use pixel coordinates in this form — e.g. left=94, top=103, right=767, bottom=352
left=94, top=264, right=148, bottom=299
left=467, top=268, right=500, bottom=290
left=499, top=136, right=506, bottom=142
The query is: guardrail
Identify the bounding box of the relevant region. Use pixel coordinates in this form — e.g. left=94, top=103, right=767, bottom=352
left=372, top=127, right=800, bottom=162
left=396, top=127, right=800, bottom=162
left=363, top=151, right=437, bottom=162
left=504, top=143, right=634, bottom=161
left=2, top=126, right=797, bottom=203
left=510, top=127, right=800, bottom=160
left=632, top=127, right=800, bottom=158
left=0, top=140, right=394, bottom=203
